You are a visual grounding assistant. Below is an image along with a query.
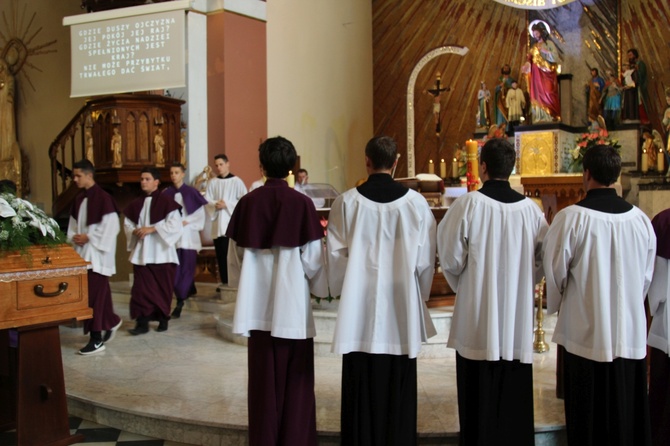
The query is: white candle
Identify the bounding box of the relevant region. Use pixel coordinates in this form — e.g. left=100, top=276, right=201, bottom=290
left=287, top=170, right=295, bottom=187
left=452, top=158, right=458, bottom=178
left=659, top=148, right=665, bottom=173
left=641, top=150, right=648, bottom=173
left=440, top=159, right=446, bottom=178
left=428, top=160, right=434, bottom=174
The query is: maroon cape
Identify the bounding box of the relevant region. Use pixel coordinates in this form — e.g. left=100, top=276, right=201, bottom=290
left=226, top=178, right=323, bottom=249
left=71, top=183, right=119, bottom=226
left=123, top=189, right=181, bottom=225
left=162, top=183, right=208, bottom=215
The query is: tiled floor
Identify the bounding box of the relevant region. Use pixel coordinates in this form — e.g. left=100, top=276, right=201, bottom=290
left=0, top=416, right=194, bottom=446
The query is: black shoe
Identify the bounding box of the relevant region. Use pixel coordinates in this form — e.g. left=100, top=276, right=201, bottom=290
left=128, top=320, right=149, bottom=336
left=157, top=319, right=169, bottom=332
left=79, top=340, right=105, bottom=355
left=171, top=300, right=184, bottom=319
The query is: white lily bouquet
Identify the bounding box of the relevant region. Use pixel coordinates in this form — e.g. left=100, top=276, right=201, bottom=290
left=0, top=190, right=66, bottom=252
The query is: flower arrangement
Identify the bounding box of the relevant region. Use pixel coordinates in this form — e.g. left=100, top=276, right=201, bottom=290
left=0, top=191, right=66, bottom=253
left=569, top=129, right=621, bottom=172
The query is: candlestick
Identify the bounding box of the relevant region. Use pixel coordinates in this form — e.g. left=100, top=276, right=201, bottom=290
left=440, top=159, right=446, bottom=178
left=428, top=159, right=434, bottom=174
left=659, top=148, right=665, bottom=173
left=287, top=170, right=295, bottom=187
left=641, top=150, right=648, bottom=174
left=452, top=158, right=459, bottom=178
left=465, top=140, right=479, bottom=191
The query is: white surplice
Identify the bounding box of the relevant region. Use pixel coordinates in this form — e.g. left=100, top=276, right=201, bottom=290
left=437, top=192, right=548, bottom=364
left=172, top=192, right=206, bottom=251
left=67, top=198, right=119, bottom=277
left=543, top=206, right=656, bottom=361
left=327, top=188, right=437, bottom=359
left=228, top=239, right=328, bottom=339
left=124, top=197, right=183, bottom=266
left=205, top=176, right=247, bottom=238
left=649, top=256, right=670, bottom=355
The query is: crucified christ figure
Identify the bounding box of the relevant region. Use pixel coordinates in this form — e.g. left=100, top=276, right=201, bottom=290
left=425, top=72, right=451, bottom=135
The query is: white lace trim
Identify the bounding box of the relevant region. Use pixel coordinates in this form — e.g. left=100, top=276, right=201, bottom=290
left=0, top=266, right=88, bottom=283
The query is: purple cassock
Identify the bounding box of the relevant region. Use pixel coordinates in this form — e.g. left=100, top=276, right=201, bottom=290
left=226, top=178, right=323, bottom=446
left=163, top=184, right=208, bottom=300
left=71, top=184, right=122, bottom=333
left=124, top=190, right=181, bottom=321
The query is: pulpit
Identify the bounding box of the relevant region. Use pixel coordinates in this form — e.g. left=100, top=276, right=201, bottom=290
left=0, top=245, right=92, bottom=446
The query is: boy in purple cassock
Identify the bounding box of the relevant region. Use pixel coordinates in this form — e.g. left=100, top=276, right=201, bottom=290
left=226, top=136, right=328, bottom=446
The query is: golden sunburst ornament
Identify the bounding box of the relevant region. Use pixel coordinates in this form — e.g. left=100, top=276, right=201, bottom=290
left=0, top=0, right=57, bottom=96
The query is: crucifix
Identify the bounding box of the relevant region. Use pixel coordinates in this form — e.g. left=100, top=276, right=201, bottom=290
left=426, top=72, right=451, bottom=135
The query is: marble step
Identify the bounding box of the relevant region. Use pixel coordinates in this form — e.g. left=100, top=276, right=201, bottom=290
left=111, top=281, right=557, bottom=360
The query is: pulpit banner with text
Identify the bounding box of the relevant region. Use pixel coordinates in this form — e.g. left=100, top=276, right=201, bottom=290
left=493, top=0, right=577, bottom=10
left=68, top=9, right=185, bottom=98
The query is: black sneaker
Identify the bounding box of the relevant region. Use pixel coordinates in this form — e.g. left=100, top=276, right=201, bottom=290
left=79, top=340, right=105, bottom=355
left=103, top=319, right=123, bottom=343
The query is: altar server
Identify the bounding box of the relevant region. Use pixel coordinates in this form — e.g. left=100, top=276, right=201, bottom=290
left=226, top=136, right=328, bottom=446
left=437, top=138, right=548, bottom=445
left=647, top=208, right=670, bottom=446
left=68, top=159, right=123, bottom=355
left=204, top=154, right=247, bottom=286
left=327, top=136, right=436, bottom=446
left=164, top=163, right=208, bottom=318
left=124, top=167, right=183, bottom=335
left=543, top=145, right=655, bottom=446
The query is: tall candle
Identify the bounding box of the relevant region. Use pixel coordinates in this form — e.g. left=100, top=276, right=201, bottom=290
left=440, top=159, right=446, bottom=178
left=659, top=148, right=665, bottom=173
left=465, top=140, right=480, bottom=191
left=287, top=170, right=295, bottom=187
left=452, top=158, right=459, bottom=178
left=428, top=159, right=434, bottom=174
left=641, top=150, right=648, bottom=174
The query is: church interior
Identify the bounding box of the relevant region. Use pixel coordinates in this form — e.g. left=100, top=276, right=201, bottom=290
left=2, top=0, right=670, bottom=444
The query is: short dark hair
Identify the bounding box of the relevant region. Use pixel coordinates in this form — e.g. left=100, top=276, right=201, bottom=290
left=480, top=138, right=516, bottom=179
left=141, top=166, right=161, bottom=181
left=170, top=163, right=185, bottom=172
left=297, top=168, right=308, bottom=176
left=365, top=136, right=398, bottom=170
left=258, top=136, right=297, bottom=179
left=591, top=68, right=599, bottom=76
left=628, top=48, right=639, bottom=59
left=73, top=159, right=95, bottom=175
left=214, top=154, right=228, bottom=162
left=0, top=179, right=17, bottom=194
left=582, top=145, right=620, bottom=186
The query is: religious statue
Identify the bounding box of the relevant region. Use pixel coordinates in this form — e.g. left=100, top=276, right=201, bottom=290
left=621, top=63, right=639, bottom=122
left=0, top=59, right=21, bottom=188
left=528, top=21, right=560, bottom=123
left=111, top=127, right=123, bottom=168
left=477, top=82, right=491, bottom=128
left=586, top=68, right=605, bottom=124
left=627, top=48, right=650, bottom=124
left=85, top=129, right=94, bottom=165
left=662, top=88, right=670, bottom=153
left=180, top=129, right=187, bottom=167
left=154, top=128, right=165, bottom=167
left=603, top=70, right=622, bottom=130
left=425, top=72, right=451, bottom=135
left=505, top=80, right=526, bottom=127
left=494, top=64, right=515, bottom=131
